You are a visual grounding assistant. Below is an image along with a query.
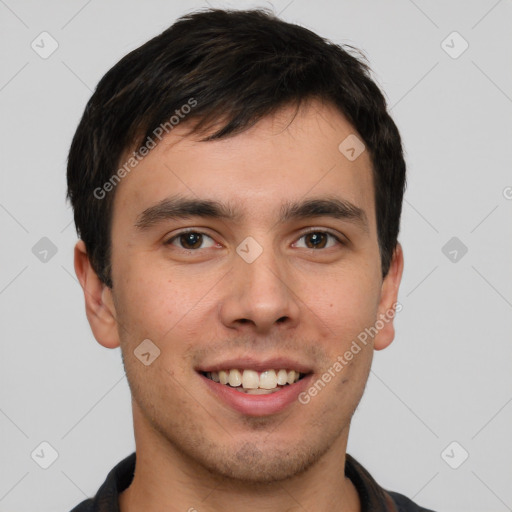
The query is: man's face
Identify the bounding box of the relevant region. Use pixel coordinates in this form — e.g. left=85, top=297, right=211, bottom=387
left=96, top=100, right=401, bottom=482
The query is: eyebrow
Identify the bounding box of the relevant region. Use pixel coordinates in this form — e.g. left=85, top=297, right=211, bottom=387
left=135, top=195, right=368, bottom=232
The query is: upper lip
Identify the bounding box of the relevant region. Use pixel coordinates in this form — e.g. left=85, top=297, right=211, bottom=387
left=196, top=357, right=313, bottom=374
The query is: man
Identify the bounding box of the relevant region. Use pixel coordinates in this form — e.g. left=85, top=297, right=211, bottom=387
left=67, top=7, right=435, bottom=512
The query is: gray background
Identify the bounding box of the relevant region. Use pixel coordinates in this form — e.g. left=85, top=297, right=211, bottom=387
left=1, top=0, right=511, bottom=511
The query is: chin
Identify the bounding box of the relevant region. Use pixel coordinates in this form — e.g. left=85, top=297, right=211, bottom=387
left=198, top=439, right=329, bottom=484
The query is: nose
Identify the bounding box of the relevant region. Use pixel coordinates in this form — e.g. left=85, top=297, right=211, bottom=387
left=219, top=242, right=301, bottom=334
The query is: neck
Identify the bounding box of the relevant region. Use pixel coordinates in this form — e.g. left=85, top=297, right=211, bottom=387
left=119, top=408, right=360, bottom=512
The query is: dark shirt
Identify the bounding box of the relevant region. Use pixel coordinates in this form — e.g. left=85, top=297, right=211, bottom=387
left=70, top=452, right=436, bottom=512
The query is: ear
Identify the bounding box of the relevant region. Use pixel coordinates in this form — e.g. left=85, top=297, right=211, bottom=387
left=373, top=242, right=404, bottom=351
left=74, top=240, right=120, bottom=349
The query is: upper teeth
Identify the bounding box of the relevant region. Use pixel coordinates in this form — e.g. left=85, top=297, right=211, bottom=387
left=207, top=369, right=301, bottom=389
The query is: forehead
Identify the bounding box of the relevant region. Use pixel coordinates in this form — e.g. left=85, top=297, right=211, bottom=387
left=112, top=100, right=376, bottom=228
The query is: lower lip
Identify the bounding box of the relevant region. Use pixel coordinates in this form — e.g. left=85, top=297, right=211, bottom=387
left=200, top=373, right=313, bottom=416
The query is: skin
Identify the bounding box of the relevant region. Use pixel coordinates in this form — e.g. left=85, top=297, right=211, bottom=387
left=75, top=99, right=404, bottom=512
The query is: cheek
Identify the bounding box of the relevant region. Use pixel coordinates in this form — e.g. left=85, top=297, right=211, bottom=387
left=305, top=268, right=381, bottom=340
left=112, top=256, right=220, bottom=346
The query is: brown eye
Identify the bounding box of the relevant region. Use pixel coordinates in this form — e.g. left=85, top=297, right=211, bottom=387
left=305, top=232, right=327, bottom=248
left=179, top=232, right=203, bottom=249
left=166, top=231, right=216, bottom=250
left=294, top=231, right=341, bottom=249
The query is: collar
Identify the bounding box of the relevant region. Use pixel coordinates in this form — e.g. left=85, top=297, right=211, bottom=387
left=73, top=452, right=396, bottom=512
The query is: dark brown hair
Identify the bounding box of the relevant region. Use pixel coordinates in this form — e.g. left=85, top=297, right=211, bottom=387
left=67, top=8, right=406, bottom=287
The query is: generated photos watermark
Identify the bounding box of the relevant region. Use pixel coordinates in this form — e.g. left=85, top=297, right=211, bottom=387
left=93, top=97, right=197, bottom=200
left=298, top=301, right=403, bottom=405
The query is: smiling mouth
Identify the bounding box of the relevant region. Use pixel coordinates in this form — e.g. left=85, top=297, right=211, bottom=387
left=200, top=368, right=308, bottom=395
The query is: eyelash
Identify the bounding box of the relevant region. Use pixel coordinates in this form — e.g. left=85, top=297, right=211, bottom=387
left=164, top=228, right=345, bottom=251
